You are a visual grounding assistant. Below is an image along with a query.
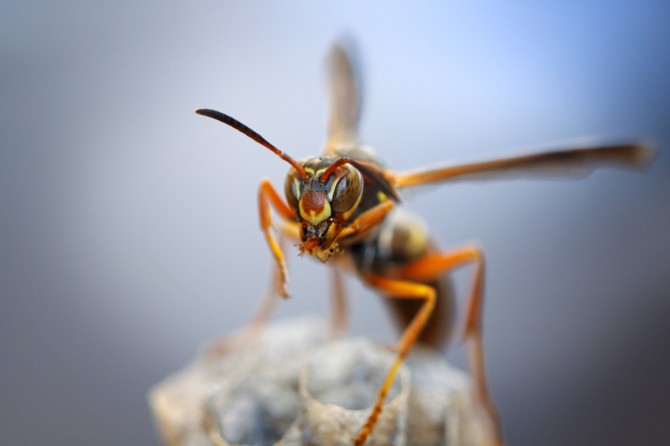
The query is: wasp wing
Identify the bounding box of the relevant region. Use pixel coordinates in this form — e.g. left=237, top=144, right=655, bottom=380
left=325, top=42, right=363, bottom=154
left=393, top=141, right=656, bottom=188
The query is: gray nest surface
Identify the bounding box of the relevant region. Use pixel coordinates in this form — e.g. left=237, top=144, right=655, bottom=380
left=149, top=316, right=495, bottom=446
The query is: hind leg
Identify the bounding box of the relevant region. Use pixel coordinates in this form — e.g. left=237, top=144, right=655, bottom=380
left=398, top=243, right=503, bottom=445
left=352, top=275, right=436, bottom=445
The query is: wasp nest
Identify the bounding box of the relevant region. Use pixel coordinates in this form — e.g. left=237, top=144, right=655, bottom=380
left=149, top=316, right=495, bottom=446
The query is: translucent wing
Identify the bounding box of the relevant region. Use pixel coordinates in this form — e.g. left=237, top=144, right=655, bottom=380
left=393, top=141, right=656, bottom=188
left=324, top=41, right=362, bottom=154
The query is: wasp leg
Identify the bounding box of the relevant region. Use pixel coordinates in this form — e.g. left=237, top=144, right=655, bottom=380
left=397, top=244, right=503, bottom=446
left=279, top=216, right=351, bottom=339
left=258, top=179, right=298, bottom=297
left=206, top=224, right=299, bottom=357
left=257, top=216, right=352, bottom=341
left=336, top=200, right=395, bottom=242
left=352, top=275, right=436, bottom=446
left=238, top=220, right=303, bottom=341
left=328, top=264, right=348, bottom=338
left=205, top=257, right=282, bottom=357
left=327, top=201, right=396, bottom=348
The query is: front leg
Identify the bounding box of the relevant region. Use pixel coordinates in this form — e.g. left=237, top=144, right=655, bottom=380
left=258, top=178, right=298, bottom=297
left=206, top=219, right=302, bottom=357
left=336, top=200, right=395, bottom=243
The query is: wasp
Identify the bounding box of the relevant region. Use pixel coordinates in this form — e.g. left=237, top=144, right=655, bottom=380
left=196, top=44, right=654, bottom=445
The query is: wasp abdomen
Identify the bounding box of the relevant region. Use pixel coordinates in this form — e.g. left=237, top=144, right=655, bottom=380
left=349, top=209, right=457, bottom=347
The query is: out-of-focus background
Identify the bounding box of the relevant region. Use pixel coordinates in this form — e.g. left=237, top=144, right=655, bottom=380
left=2, top=1, right=669, bottom=445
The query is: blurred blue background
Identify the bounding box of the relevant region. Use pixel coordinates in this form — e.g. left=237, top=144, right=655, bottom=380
left=2, top=1, right=669, bottom=445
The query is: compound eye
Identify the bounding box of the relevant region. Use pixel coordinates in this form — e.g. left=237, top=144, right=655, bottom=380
left=331, top=168, right=363, bottom=215
left=284, top=171, right=300, bottom=212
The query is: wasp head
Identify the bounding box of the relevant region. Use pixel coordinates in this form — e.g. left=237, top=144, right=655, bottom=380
left=284, top=157, right=363, bottom=262
left=193, top=109, right=376, bottom=262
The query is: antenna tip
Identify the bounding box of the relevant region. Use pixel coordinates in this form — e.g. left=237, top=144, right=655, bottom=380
left=195, top=108, right=223, bottom=121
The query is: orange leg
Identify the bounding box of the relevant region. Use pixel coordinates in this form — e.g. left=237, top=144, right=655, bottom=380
left=258, top=179, right=298, bottom=297
left=246, top=219, right=302, bottom=331
left=258, top=217, right=351, bottom=341
left=353, top=275, right=436, bottom=446
left=205, top=225, right=300, bottom=357
left=336, top=200, right=394, bottom=242
left=280, top=212, right=349, bottom=339
left=205, top=260, right=281, bottom=357
left=325, top=200, right=395, bottom=342
left=397, top=244, right=503, bottom=445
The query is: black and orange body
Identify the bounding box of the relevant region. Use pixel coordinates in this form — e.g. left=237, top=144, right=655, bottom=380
left=196, top=43, right=654, bottom=446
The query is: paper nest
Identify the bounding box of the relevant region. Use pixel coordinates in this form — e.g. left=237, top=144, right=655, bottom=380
left=149, top=316, right=494, bottom=446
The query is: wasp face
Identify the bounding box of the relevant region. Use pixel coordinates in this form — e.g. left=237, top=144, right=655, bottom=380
left=284, top=157, right=363, bottom=262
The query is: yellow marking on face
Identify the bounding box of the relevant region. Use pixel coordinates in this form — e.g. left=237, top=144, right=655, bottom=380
left=299, top=191, right=332, bottom=226
left=300, top=203, right=332, bottom=226
left=377, top=191, right=388, bottom=202
left=304, top=167, right=315, bottom=175
left=292, top=177, right=302, bottom=199
left=325, top=164, right=352, bottom=200
left=326, top=175, right=339, bottom=200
